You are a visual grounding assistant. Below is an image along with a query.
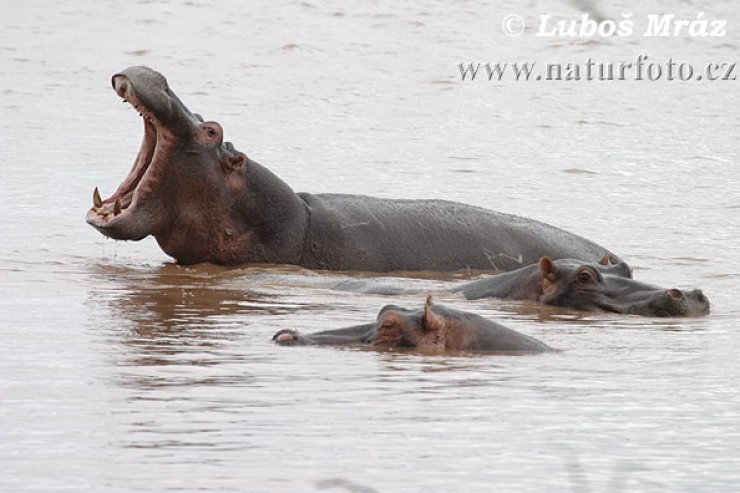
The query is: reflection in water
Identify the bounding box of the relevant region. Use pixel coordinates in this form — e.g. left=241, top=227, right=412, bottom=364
left=87, top=262, right=283, bottom=322
left=84, top=263, right=301, bottom=390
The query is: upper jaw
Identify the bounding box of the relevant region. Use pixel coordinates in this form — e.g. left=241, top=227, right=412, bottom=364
left=112, top=66, right=200, bottom=137
left=112, top=66, right=172, bottom=125
left=87, top=67, right=188, bottom=240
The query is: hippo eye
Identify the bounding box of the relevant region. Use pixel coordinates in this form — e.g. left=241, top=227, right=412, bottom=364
left=206, top=127, right=216, bottom=137
left=576, top=269, right=596, bottom=286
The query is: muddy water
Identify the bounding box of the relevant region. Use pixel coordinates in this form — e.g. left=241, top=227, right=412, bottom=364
left=1, top=0, right=739, bottom=491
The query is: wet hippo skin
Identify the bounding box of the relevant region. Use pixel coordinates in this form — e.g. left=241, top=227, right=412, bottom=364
left=87, top=66, right=619, bottom=272
left=273, top=296, right=551, bottom=354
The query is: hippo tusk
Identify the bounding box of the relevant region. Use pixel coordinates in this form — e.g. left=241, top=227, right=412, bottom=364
left=93, top=187, right=103, bottom=208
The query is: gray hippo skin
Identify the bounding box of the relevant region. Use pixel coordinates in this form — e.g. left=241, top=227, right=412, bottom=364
left=455, top=255, right=710, bottom=317
left=273, top=296, right=551, bottom=353
left=87, top=66, right=619, bottom=271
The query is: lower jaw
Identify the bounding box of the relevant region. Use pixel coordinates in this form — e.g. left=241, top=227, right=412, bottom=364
left=86, top=202, right=157, bottom=241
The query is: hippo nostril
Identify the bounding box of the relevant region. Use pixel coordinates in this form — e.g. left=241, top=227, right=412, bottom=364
left=668, top=289, right=685, bottom=300
left=112, top=75, right=128, bottom=98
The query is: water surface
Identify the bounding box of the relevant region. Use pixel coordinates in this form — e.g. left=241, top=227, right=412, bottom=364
left=1, top=1, right=739, bottom=491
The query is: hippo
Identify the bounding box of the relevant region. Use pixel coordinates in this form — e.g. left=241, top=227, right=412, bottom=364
left=455, top=255, right=710, bottom=317
left=273, top=296, right=551, bottom=353
left=87, top=66, right=619, bottom=272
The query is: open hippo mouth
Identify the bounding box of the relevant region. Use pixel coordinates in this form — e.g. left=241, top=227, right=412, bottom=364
left=86, top=67, right=194, bottom=241
left=86, top=119, right=156, bottom=240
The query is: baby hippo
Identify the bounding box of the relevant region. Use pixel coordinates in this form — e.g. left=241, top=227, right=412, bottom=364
left=455, top=254, right=710, bottom=317
left=273, top=296, right=550, bottom=354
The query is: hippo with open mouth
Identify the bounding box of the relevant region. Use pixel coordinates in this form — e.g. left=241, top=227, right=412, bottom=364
left=273, top=296, right=551, bottom=353
left=87, top=66, right=619, bottom=271
left=455, top=255, right=710, bottom=317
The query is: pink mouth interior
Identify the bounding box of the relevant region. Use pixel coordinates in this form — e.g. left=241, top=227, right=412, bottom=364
left=90, top=114, right=157, bottom=220
left=110, top=119, right=156, bottom=208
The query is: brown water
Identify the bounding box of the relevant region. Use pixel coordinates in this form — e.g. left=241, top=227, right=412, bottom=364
left=1, top=0, right=739, bottom=491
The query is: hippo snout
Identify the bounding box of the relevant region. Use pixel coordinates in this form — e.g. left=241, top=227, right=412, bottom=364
left=112, top=75, right=128, bottom=99
left=645, top=288, right=710, bottom=317
left=111, top=66, right=169, bottom=92
left=692, top=289, right=708, bottom=304
left=110, top=66, right=175, bottom=123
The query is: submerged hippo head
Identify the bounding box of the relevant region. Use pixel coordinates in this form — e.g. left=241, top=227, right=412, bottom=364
left=86, top=66, right=305, bottom=264
left=536, top=256, right=710, bottom=317
left=374, top=296, right=549, bottom=353
left=273, top=296, right=550, bottom=353
left=373, top=296, right=449, bottom=351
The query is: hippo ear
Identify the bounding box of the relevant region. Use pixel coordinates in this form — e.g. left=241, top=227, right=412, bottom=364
left=614, top=261, right=634, bottom=279
left=222, top=153, right=246, bottom=174
left=423, top=294, right=434, bottom=321
left=538, top=256, right=558, bottom=281
left=422, top=295, right=445, bottom=332
left=599, top=253, right=611, bottom=266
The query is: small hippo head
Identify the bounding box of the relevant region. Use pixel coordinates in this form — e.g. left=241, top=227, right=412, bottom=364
left=374, top=296, right=550, bottom=353
left=537, top=256, right=710, bottom=317
left=374, top=296, right=448, bottom=352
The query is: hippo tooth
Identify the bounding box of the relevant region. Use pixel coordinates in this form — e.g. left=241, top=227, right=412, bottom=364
left=93, top=187, right=103, bottom=208
left=114, top=198, right=122, bottom=215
